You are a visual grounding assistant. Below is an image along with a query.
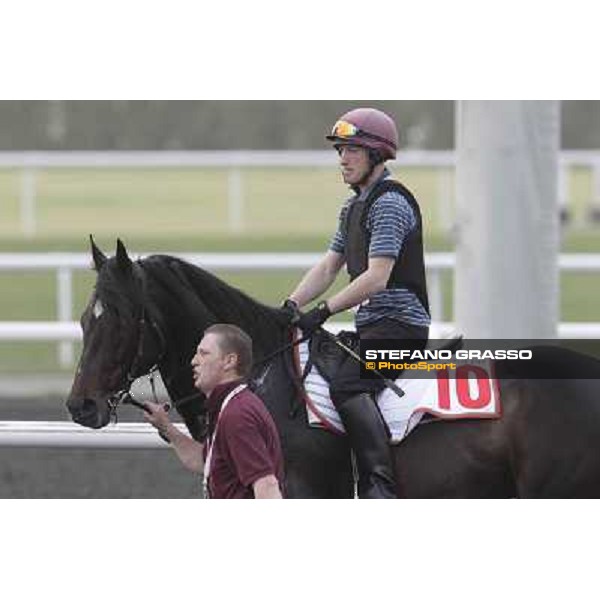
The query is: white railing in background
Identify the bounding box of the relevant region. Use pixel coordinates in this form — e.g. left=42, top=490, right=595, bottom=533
left=3, top=319, right=599, bottom=341
left=1, top=150, right=600, bottom=235
left=0, top=252, right=452, bottom=366
left=1, top=150, right=453, bottom=237
left=0, top=420, right=186, bottom=448
left=2, top=253, right=600, bottom=367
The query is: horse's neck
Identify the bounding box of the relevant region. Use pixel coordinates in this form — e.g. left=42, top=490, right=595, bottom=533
left=149, top=258, right=284, bottom=377
left=181, top=263, right=284, bottom=355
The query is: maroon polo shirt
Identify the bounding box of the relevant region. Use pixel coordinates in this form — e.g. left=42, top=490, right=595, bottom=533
left=204, top=380, right=285, bottom=499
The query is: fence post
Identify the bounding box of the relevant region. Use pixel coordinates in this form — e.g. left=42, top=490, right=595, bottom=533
left=20, top=168, right=37, bottom=237
left=227, top=168, right=244, bottom=233
left=57, top=267, right=74, bottom=368
left=427, top=270, right=443, bottom=322
left=436, top=168, right=454, bottom=232
left=558, top=163, right=573, bottom=226
left=589, top=159, right=600, bottom=223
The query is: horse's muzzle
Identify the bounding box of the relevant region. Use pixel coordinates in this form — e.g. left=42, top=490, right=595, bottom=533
left=67, top=396, right=111, bottom=429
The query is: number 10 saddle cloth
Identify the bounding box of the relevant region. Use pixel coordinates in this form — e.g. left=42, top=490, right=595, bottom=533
left=293, top=334, right=501, bottom=443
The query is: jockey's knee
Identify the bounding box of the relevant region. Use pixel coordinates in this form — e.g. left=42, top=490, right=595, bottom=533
left=329, top=383, right=357, bottom=408
left=329, top=377, right=384, bottom=408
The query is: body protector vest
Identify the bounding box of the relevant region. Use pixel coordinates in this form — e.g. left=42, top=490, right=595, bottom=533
left=343, top=179, right=430, bottom=315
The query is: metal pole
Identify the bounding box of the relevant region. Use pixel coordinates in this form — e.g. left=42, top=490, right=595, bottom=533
left=454, top=101, right=560, bottom=339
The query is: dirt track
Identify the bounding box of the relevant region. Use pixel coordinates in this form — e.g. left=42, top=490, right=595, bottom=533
left=0, top=378, right=200, bottom=498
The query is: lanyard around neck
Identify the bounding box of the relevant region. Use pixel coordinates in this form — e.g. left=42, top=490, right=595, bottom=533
left=203, top=383, right=248, bottom=497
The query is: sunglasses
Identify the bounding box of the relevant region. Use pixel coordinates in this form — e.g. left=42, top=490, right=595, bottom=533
left=330, top=120, right=394, bottom=148
left=330, top=120, right=362, bottom=138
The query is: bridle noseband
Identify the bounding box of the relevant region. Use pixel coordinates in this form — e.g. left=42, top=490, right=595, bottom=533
left=108, top=261, right=168, bottom=421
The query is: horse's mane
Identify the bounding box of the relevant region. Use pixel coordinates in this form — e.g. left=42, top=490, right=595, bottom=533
left=141, top=255, right=287, bottom=351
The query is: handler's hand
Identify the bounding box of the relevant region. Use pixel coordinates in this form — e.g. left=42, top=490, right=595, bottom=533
left=143, top=402, right=171, bottom=431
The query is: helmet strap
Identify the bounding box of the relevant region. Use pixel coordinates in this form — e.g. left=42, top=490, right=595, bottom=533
left=354, top=149, right=384, bottom=188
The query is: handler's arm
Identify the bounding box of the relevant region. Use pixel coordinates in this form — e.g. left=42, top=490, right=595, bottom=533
left=289, top=250, right=345, bottom=308
left=144, top=403, right=204, bottom=474
left=252, top=474, right=283, bottom=499
left=325, top=255, right=394, bottom=314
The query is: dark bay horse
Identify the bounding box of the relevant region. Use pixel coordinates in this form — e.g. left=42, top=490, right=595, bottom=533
left=67, top=239, right=600, bottom=498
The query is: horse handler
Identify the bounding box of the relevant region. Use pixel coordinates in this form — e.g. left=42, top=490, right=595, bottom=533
left=283, top=108, right=430, bottom=499
left=144, top=323, right=285, bottom=499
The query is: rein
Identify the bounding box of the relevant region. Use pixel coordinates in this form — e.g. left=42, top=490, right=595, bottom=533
left=252, top=330, right=311, bottom=369
left=145, top=329, right=311, bottom=414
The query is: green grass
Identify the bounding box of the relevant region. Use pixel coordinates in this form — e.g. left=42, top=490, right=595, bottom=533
left=2, top=165, right=600, bottom=373
left=0, top=166, right=451, bottom=240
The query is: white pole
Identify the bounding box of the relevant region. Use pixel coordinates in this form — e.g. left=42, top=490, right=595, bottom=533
left=227, top=168, right=244, bottom=233
left=19, top=168, right=37, bottom=237
left=454, top=101, right=560, bottom=339
left=57, top=267, right=74, bottom=367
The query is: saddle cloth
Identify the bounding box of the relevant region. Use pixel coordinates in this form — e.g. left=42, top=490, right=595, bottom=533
left=295, top=338, right=501, bottom=444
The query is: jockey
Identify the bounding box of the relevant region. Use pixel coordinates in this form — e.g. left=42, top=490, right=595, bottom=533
left=284, top=107, right=430, bottom=498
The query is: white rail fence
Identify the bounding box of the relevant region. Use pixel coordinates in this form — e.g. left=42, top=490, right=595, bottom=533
left=0, top=150, right=597, bottom=452
left=1, top=150, right=600, bottom=236
left=0, top=252, right=451, bottom=367
left=2, top=252, right=600, bottom=366
left=0, top=420, right=185, bottom=448
left=1, top=250, right=600, bottom=450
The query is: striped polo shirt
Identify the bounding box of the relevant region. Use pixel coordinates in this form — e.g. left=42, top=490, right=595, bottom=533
left=329, top=169, right=431, bottom=329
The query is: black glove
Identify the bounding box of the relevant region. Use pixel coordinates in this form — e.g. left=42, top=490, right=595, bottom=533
left=295, top=301, right=332, bottom=335
left=281, top=298, right=301, bottom=324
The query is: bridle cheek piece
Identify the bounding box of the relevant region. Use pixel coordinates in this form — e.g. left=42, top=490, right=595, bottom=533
left=108, top=262, right=167, bottom=422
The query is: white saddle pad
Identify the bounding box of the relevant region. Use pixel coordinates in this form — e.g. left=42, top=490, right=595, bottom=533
left=296, top=339, right=501, bottom=444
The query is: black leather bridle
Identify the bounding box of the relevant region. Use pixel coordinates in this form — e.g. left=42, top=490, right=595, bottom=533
left=107, top=261, right=168, bottom=421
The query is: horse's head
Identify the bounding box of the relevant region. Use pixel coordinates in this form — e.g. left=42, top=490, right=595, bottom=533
left=67, top=238, right=165, bottom=429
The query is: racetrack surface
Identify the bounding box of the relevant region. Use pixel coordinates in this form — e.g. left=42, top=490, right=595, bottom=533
left=0, top=389, right=199, bottom=499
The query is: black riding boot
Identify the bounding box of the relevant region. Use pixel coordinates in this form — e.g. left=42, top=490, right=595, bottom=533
left=337, top=393, right=397, bottom=499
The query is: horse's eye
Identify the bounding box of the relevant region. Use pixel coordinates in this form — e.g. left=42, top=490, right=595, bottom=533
left=93, top=299, right=104, bottom=319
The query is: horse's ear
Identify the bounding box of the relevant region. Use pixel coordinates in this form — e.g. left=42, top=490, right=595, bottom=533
left=89, top=235, right=107, bottom=271
left=115, top=238, right=132, bottom=274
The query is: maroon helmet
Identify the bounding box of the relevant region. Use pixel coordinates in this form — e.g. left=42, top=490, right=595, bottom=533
left=326, top=107, right=398, bottom=160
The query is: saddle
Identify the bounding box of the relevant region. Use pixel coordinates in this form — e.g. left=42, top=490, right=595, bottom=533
left=307, top=329, right=464, bottom=384
left=307, top=329, right=359, bottom=383
left=298, top=331, right=499, bottom=442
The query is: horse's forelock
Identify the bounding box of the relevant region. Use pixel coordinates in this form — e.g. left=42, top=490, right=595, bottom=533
left=95, top=257, right=140, bottom=316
